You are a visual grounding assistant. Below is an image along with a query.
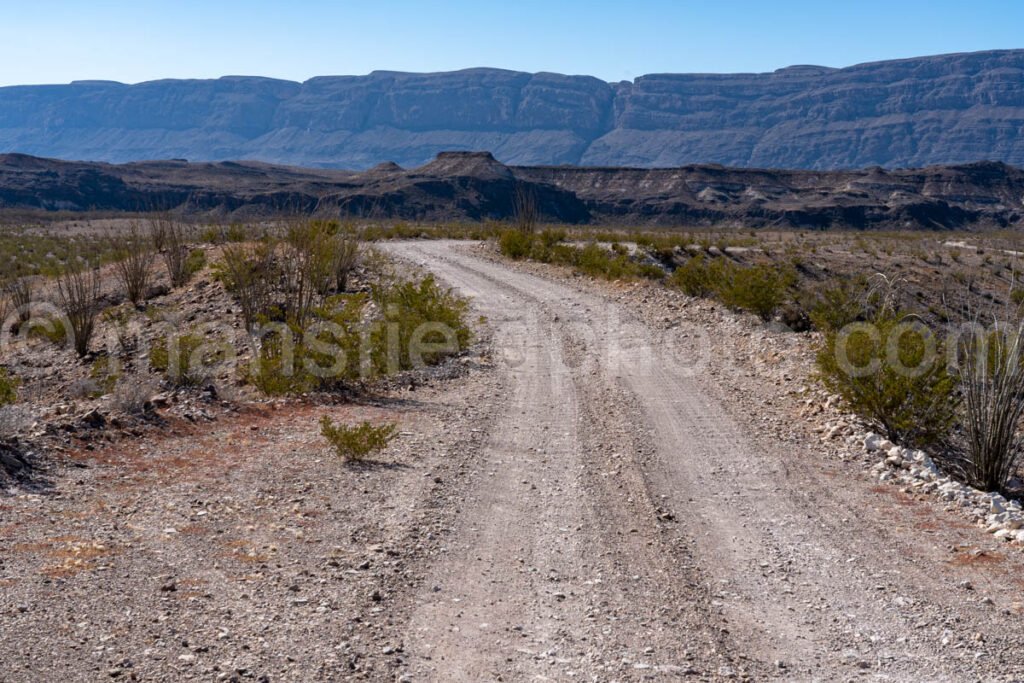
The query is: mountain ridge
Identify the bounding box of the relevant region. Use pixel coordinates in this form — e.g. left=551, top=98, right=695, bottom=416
left=1, top=50, right=1024, bottom=170
left=1, top=150, right=1022, bottom=230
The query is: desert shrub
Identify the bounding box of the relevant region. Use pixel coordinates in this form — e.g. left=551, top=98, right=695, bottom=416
left=149, top=332, right=226, bottom=387
left=331, top=235, right=360, bottom=292
left=512, top=185, right=539, bottom=234
left=717, top=264, right=796, bottom=322
left=0, top=368, right=18, bottom=406
left=573, top=243, right=633, bottom=280
left=247, top=295, right=365, bottom=396
left=499, top=229, right=533, bottom=260
left=817, top=314, right=957, bottom=446
left=539, top=228, right=567, bottom=248
left=637, top=263, right=666, bottom=280
left=0, top=288, right=9, bottom=333
left=184, top=248, right=207, bottom=280
left=87, top=356, right=120, bottom=396
left=56, top=262, right=102, bottom=357
left=113, top=222, right=155, bottom=305
left=26, top=314, right=68, bottom=347
left=956, top=323, right=1024, bottom=492
left=280, top=219, right=339, bottom=325
left=216, top=241, right=277, bottom=329
left=154, top=218, right=192, bottom=288
left=111, top=375, right=157, bottom=415
left=669, top=255, right=722, bottom=297
left=370, top=275, right=471, bottom=373
left=103, top=306, right=139, bottom=355
left=201, top=223, right=247, bottom=244
left=3, top=276, right=32, bottom=325
left=319, top=415, right=396, bottom=462
left=808, top=278, right=869, bottom=332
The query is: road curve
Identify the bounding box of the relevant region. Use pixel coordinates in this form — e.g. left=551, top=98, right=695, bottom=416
left=385, top=240, right=1024, bottom=682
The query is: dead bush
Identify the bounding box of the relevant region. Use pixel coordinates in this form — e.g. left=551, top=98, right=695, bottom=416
left=56, top=262, right=102, bottom=357
left=111, top=375, right=157, bottom=416
left=153, top=218, right=191, bottom=288
left=332, top=235, right=359, bottom=292
left=4, top=276, right=33, bottom=325
left=113, top=222, right=155, bottom=305
left=512, top=185, right=539, bottom=234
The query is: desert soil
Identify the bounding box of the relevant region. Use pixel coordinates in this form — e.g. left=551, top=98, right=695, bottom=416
left=4, top=239, right=1024, bottom=682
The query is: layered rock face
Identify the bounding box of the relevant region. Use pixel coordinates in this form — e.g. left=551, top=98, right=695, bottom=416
left=2, top=151, right=1022, bottom=230
left=1, top=50, right=1023, bottom=169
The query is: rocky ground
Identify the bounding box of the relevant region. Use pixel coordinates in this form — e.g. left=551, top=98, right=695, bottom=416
left=4, top=238, right=1024, bottom=682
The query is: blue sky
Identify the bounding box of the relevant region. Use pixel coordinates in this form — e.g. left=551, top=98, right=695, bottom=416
left=0, top=1, right=1020, bottom=85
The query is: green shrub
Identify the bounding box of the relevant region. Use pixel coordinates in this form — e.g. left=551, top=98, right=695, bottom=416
left=816, top=314, right=957, bottom=446
left=0, top=368, right=18, bottom=406
left=669, top=255, right=721, bottom=297
left=150, top=332, right=226, bottom=387
left=184, top=248, right=207, bottom=279
left=26, top=315, right=68, bottom=347
left=808, top=278, right=869, bottom=332
left=499, top=229, right=534, bottom=260
left=88, top=356, right=120, bottom=396
left=539, top=228, right=566, bottom=248
left=717, top=264, right=796, bottom=322
left=637, top=263, right=666, bottom=280
left=319, top=416, right=397, bottom=462
left=371, top=275, right=472, bottom=374
left=247, top=295, right=365, bottom=396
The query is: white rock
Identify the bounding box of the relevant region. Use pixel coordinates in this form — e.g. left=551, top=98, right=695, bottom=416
left=864, top=433, right=884, bottom=452
left=994, top=529, right=1013, bottom=541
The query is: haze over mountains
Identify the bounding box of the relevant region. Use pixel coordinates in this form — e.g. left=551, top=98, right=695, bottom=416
left=1, top=50, right=1023, bottom=171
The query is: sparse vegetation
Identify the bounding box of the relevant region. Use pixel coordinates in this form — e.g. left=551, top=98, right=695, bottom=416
left=715, top=263, right=796, bottom=321
left=817, top=312, right=957, bottom=447
left=512, top=185, right=539, bottom=234
left=668, top=254, right=721, bottom=297
left=370, top=274, right=472, bottom=374
left=0, top=368, right=19, bottom=406
left=216, top=241, right=276, bottom=329
left=319, top=415, right=397, bottom=462
left=155, top=218, right=195, bottom=288
left=5, top=276, right=33, bottom=325
left=113, top=222, right=155, bottom=305
left=956, top=322, right=1024, bottom=492
left=56, top=262, right=102, bottom=357
left=149, top=331, right=226, bottom=387
left=111, top=375, right=156, bottom=415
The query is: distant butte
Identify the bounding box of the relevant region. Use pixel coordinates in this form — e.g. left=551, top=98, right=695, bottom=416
left=1, top=151, right=1021, bottom=230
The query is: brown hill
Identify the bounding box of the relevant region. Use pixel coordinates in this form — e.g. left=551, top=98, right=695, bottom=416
left=1, top=151, right=1022, bottom=230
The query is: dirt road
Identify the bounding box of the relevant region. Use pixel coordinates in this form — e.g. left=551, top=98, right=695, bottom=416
left=386, top=241, right=1024, bottom=682
left=5, top=240, right=1024, bottom=682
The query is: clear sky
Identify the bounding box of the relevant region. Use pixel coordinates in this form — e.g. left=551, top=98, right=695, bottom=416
left=0, top=0, right=1020, bottom=86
